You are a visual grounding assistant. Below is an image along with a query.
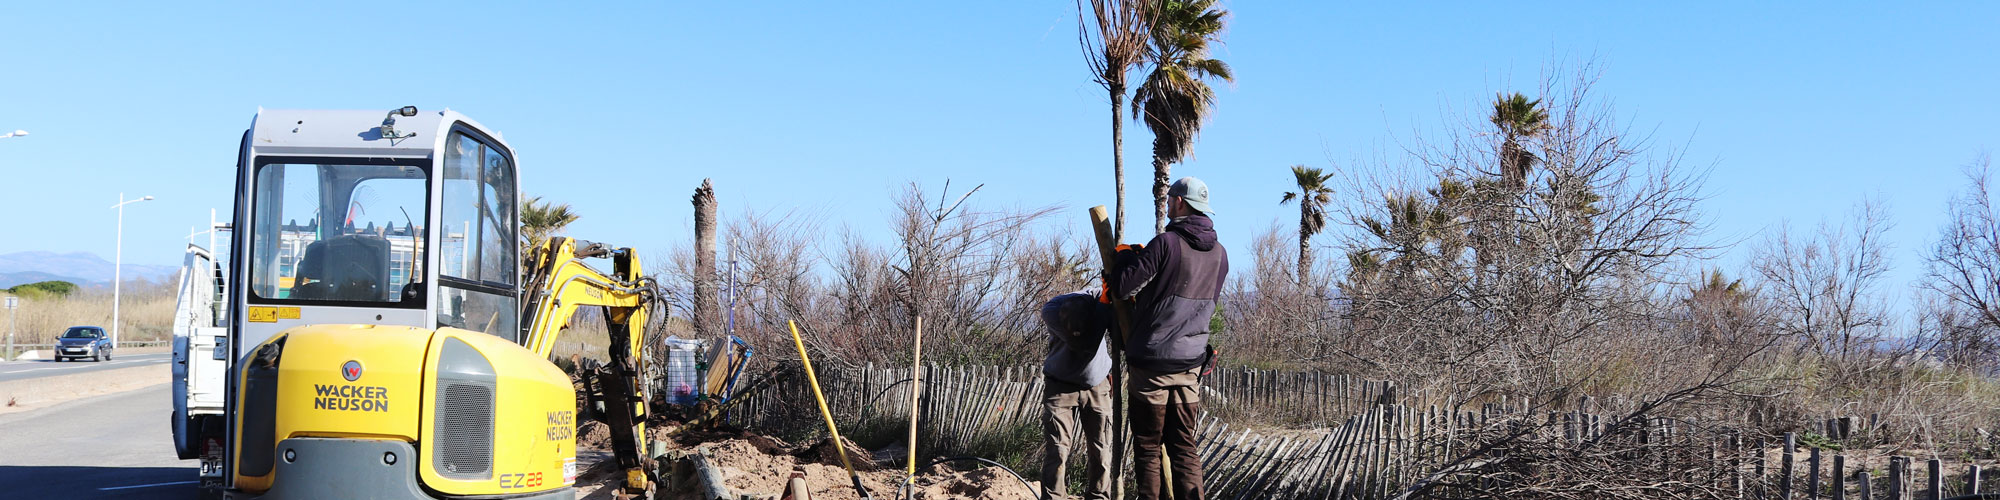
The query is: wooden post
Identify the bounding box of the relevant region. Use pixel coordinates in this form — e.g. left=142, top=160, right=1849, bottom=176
left=1756, top=438, right=1768, bottom=499
left=1834, top=455, right=1847, bottom=500
left=1087, top=205, right=1131, bottom=500
left=1926, top=459, right=1941, bottom=500
left=1732, top=433, right=1744, bottom=499
left=1860, top=472, right=1873, bottom=500
left=903, top=317, right=923, bottom=500
left=1809, top=447, right=1822, bottom=500
left=1888, top=456, right=1903, bottom=500
left=1782, top=433, right=1796, bottom=499
left=1968, top=464, right=1982, bottom=496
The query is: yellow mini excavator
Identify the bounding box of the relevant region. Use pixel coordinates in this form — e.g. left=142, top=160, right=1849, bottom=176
left=174, top=107, right=663, bottom=499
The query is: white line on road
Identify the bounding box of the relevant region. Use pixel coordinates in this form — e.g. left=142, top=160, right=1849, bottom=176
left=98, top=480, right=198, bottom=491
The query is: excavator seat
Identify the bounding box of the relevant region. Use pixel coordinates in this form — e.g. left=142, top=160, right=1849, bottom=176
left=291, top=234, right=392, bottom=301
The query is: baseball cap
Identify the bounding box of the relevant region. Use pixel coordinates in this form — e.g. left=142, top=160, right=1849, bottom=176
left=1168, top=176, right=1214, bottom=215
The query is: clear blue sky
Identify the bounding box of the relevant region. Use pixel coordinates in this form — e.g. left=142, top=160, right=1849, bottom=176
left=1, top=3, right=1994, bottom=314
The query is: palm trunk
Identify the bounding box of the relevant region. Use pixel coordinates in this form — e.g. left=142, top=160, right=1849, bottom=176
left=1106, top=82, right=1130, bottom=500
left=1111, top=84, right=1128, bottom=240
left=1153, top=156, right=1172, bottom=235
left=692, top=180, right=719, bottom=339
left=1299, top=209, right=1313, bottom=285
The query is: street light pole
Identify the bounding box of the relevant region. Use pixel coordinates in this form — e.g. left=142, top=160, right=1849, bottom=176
left=112, top=192, right=156, bottom=348
left=5, top=296, right=17, bottom=361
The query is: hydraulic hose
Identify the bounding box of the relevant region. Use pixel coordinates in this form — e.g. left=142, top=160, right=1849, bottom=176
left=893, top=456, right=1039, bottom=500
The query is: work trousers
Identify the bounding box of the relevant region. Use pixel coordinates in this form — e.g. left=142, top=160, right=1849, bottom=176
left=1131, top=367, right=1204, bottom=500
left=1042, top=376, right=1113, bottom=500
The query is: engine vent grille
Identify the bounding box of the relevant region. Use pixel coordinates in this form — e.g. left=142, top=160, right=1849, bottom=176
left=432, top=337, right=497, bottom=481
left=437, top=381, right=494, bottom=478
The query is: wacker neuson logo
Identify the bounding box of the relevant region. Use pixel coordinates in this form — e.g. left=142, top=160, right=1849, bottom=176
left=316, top=360, right=389, bottom=412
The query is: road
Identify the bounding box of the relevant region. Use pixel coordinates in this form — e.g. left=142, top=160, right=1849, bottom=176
left=0, top=383, right=199, bottom=499
left=0, top=352, right=171, bottom=382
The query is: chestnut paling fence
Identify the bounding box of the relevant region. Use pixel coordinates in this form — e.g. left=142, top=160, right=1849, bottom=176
left=699, top=362, right=2000, bottom=499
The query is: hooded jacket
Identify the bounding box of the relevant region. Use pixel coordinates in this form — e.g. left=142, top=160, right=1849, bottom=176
left=1110, top=214, right=1228, bottom=373
left=1040, top=290, right=1113, bottom=387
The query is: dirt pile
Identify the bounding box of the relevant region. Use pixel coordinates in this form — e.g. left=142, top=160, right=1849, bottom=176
left=575, top=418, right=1035, bottom=499
left=796, top=436, right=877, bottom=471
left=686, top=438, right=1037, bottom=500
left=576, top=420, right=611, bottom=450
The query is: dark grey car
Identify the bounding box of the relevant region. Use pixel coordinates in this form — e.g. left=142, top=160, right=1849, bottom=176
left=55, top=326, right=113, bottom=362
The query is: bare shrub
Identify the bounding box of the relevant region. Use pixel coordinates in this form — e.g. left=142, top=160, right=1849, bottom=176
left=654, top=182, right=1075, bottom=368
left=1219, top=224, right=1344, bottom=367
left=1752, top=199, right=1897, bottom=365
left=1924, top=154, right=2000, bottom=372
left=1331, top=60, right=1720, bottom=408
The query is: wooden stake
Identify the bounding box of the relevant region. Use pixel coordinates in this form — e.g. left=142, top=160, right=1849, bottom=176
left=1088, top=205, right=1132, bottom=500
left=904, top=317, right=923, bottom=500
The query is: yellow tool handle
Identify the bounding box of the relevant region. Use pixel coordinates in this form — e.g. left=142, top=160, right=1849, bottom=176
left=788, top=320, right=872, bottom=499
left=904, top=317, right=923, bottom=497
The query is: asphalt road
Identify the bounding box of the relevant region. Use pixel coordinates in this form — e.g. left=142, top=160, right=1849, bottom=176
left=0, top=352, right=171, bottom=382
left=0, top=382, right=199, bottom=499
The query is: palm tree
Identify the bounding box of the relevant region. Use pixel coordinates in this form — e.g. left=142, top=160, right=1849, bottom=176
left=1280, top=165, right=1334, bottom=284
left=1134, top=0, right=1232, bottom=234
left=1491, top=92, right=1550, bottom=190
left=520, top=196, right=580, bottom=251
left=1078, top=0, right=1153, bottom=239
left=692, top=179, right=720, bottom=338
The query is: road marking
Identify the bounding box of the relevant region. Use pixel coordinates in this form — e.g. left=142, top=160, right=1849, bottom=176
left=98, top=480, right=198, bottom=491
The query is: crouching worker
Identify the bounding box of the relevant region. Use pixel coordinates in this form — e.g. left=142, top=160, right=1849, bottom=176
left=1039, top=289, right=1114, bottom=500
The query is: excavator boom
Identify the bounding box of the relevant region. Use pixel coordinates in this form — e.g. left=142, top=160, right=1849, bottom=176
left=519, top=236, right=659, bottom=494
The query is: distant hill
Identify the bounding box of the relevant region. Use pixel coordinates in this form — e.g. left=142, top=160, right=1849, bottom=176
left=0, top=251, right=179, bottom=288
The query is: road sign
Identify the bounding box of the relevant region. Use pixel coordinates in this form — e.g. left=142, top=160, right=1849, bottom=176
left=4, top=296, right=15, bottom=309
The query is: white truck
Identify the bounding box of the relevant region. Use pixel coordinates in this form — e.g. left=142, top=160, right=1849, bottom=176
left=171, top=242, right=231, bottom=491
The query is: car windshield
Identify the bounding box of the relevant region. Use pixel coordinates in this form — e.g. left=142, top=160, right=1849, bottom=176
left=63, top=329, right=101, bottom=339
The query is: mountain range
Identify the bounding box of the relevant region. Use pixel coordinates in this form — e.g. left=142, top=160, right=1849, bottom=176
left=0, top=251, right=181, bottom=289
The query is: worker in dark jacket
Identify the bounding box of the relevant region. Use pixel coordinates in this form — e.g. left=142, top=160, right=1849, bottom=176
left=1109, top=176, right=1227, bottom=500
left=1039, top=289, right=1114, bottom=500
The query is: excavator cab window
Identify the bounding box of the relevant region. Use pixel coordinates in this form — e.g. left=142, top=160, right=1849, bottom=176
left=246, top=160, right=428, bottom=306
left=436, top=130, right=520, bottom=340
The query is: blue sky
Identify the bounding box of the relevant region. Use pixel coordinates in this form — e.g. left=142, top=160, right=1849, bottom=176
left=1, top=3, right=1994, bottom=313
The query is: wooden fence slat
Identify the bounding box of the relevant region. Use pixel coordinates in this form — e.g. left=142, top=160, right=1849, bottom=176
left=1968, top=464, right=1982, bottom=496
left=1889, top=456, right=1904, bottom=500
left=1782, top=432, right=1796, bottom=499
left=1810, top=447, right=1822, bottom=500
left=1928, top=459, right=1941, bottom=500
left=1834, top=454, right=1847, bottom=500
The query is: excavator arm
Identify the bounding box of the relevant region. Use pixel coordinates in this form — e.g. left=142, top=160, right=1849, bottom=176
left=518, top=236, right=659, bottom=495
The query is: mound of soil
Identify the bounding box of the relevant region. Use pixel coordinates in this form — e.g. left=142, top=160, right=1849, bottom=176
left=796, top=436, right=878, bottom=471
left=689, top=438, right=1038, bottom=500
left=576, top=420, right=612, bottom=450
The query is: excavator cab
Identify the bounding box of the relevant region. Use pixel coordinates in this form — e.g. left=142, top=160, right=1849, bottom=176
left=199, top=107, right=647, bottom=500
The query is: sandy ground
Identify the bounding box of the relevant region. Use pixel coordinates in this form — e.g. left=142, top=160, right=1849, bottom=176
left=571, top=422, right=1039, bottom=500
left=687, top=437, right=1038, bottom=500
